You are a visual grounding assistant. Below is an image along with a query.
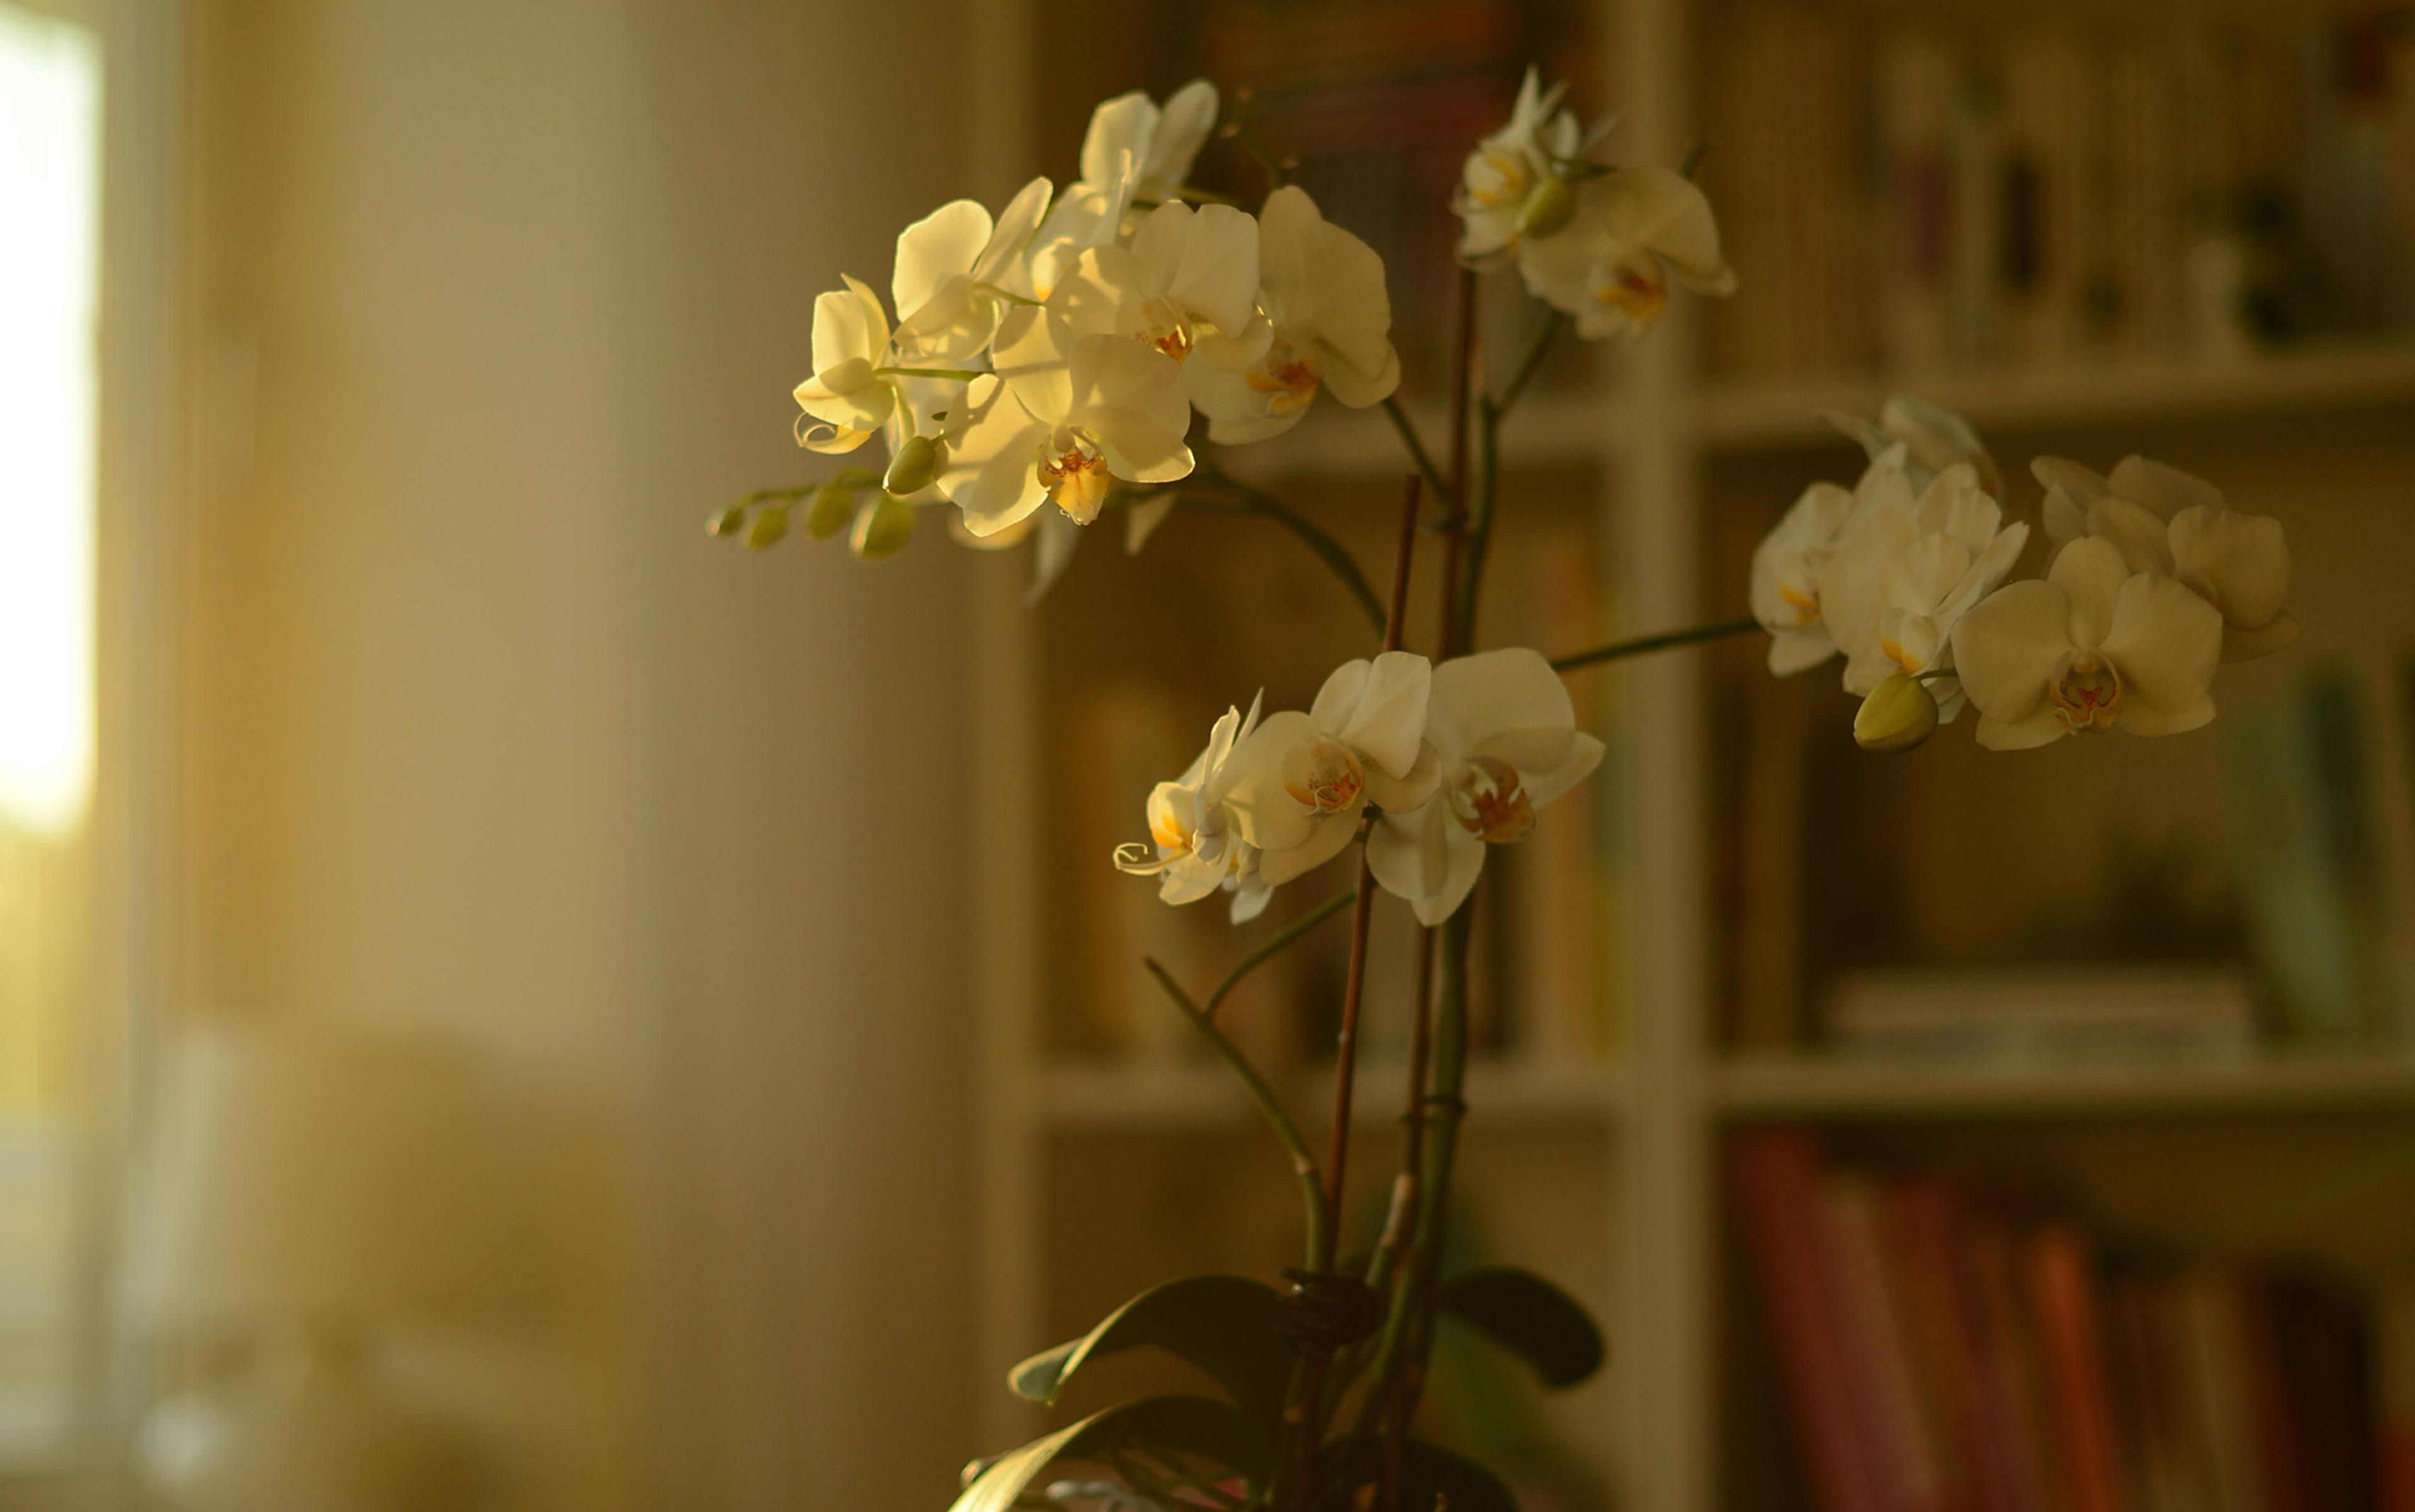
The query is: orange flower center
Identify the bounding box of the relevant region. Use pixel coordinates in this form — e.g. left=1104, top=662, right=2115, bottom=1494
left=1283, top=740, right=1365, bottom=814
left=2050, top=653, right=2123, bottom=734
left=1447, top=757, right=1535, bottom=845
left=1038, top=443, right=1113, bottom=525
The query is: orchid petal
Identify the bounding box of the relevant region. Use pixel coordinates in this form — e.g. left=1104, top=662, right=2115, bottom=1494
left=2110, top=455, right=2224, bottom=520
left=2098, top=572, right=2223, bottom=716
left=1950, top=580, right=2072, bottom=723
left=2048, top=538, right=2132, bottom=650
left=2168, top=504, right=2290, bottom=630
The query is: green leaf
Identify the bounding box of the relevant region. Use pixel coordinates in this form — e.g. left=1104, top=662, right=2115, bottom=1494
left=948, top=1396, right=1270, bottom=1512
left=1434, top=1267, right=1606, bottom=1388
left=1009, top=1274, right=1292, bottom=1425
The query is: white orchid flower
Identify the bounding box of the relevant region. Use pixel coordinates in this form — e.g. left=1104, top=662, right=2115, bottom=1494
left=1950, top=537, right=2225, bottom=751
left=1020, top=81, right=1217, bottom=303
left=1516, top=167, right=1736, bottom=341
left=1112, top=694, right=1263, bottom=908
left=1367, top=649, right=1604, bottom=927
left=1080, top=80, right=1219, bottom=209
left=1822, top=396, right=2001, bottom=496
left=1187, top=186, right=1401, bottom=445
left=1218, top=652, right=1442, bottom=889
left=1749, top=447, right=1916, bottom=675
left=1052, top=200, right=1273, bottom=370
left=939, top=311, right=1195, bottom=536
left=1820, top=462, right=2029, bottom=720
left=891, top=177, right=1053, bottom=367
left=1454, top=68, right=1592, bottom=266
left=792, top=275, right=901, bottom=453
left=2033, top=455, right=2297, bottom=661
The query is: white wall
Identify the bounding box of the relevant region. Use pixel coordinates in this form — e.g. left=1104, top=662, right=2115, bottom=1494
left=180, top=1, right=984, bottom=1506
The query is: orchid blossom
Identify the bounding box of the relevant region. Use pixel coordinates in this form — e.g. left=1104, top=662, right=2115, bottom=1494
left=1051, top=200, right=1272, bottom=371
left=891, top=177, right=1053, bottom=367
left=1454, top=68, right=1592, bottom=266
left=1820, top=461, right=2029, bottom=720
left=1823, top=396, right=2002, bottom=496
left=1111, top=694, right=1263, bottom=908
left=1516, top=167, right=1735, bottom=341
left=1187, top=186, right=1401, bottom=444
left=1750, top=447, right=1914, bottom=675
left=1220, top=652, right=1441, bottom=889
left=940, top=311, right=1194, bottom=536
left=1367, top=649, right=1604, bottom=926
left=1950, top=537, right=2225, bottom=750
left=2034, top=454, right=2297, bottom=661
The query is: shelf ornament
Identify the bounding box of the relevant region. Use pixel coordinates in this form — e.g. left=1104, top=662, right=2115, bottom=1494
left=711, top=65, right=2297, bottom=1512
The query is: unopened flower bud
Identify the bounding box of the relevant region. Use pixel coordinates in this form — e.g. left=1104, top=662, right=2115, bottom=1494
left=1516, top=175, right=1578, bottom=240
left=883, top=433, right=947, bottom=497
left=849, top=492, right=916, bottom=562
left=707, top=504, right=748, bottom=538
left=742, top=508, right=788, bottom=552
left=803, top=479, right=856, bottom=540
left=1854, top=673, right=1938, bottom=753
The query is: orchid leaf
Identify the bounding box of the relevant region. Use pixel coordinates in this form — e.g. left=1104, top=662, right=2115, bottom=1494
left=1315, top=1437, right=1521, bottom=1512
left=949, top=1395, right=1270, bottom=1512
left=1008, top=1274, right=1291, bottom=1425
left=1434, top=1266, right=1606, bottom=1387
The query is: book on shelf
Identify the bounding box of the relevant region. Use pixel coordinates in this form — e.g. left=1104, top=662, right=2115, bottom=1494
left=1730, top=1133, right=2384, bottom=1512
left=1818, top=965, right=2258, bottom=1069
left=1701, top=7, right=2415, bottom=385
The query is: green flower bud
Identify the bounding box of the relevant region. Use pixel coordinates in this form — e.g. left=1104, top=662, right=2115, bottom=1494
left=1853, top=672, right=1939, bottom=753
left=707, top=504, right=748, bottom=538
left=849, top=492, right=916, bottom=562
left=803, top=479, right=857, bottom=540
left=1516, top=174, right=1579, bottom=240
left=882, top=433, right=947, bottom=497
left=742, top=508, right=788, bottom=552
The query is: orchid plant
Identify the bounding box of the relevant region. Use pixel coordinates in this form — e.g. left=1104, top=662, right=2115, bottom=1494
left=714, top=68, right=2297, bottom=1512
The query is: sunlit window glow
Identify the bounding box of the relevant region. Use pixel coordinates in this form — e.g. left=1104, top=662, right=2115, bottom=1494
left=0, top=8, right=100, bottom=838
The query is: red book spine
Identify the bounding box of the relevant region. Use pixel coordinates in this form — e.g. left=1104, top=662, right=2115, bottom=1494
left=1889, top=1181, right=2004, bottom=1512
left=2026, top=1224, right=2130, bottom=1512
left=1732, top=1133, right=1887, bottom=1512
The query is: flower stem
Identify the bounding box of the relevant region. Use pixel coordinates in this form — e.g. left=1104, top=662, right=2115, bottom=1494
left=1206, top=888, right=1356, bottom=1021
left=1379, top=396, right=1450, bottom=501
left=1142, top=959, right=1327, bottom=1270
left=872, top=365, right=984, bottom=381
left=1292, top=476, right=1423, bottom=1506
left=1550, top=616, right=1760, bottom=672
left=1174, top=475, right=1387, bottom=636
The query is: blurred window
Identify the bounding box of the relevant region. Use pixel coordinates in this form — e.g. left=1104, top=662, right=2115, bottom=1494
left=0, top=0, right=102, bottom=1472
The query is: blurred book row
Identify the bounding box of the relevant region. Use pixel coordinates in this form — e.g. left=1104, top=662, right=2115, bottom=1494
left=1706, top=7, right=2415, bottom=381
left=1733, top=1132, right=2415, bottom=1512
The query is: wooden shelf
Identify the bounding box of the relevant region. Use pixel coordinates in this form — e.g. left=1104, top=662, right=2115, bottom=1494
left=1715, top=1053, right=2415, bottom=1122
left=1692, top=340, right=2415, bottom=452
left=1036, top=1057, right=1626, bottom=1131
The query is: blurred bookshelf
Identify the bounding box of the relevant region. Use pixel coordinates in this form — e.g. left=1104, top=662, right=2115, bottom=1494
left=963, top=1, right=2415, bottom=1509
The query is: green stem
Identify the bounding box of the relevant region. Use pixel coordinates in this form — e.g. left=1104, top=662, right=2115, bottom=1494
left=1379, top=396, right=1450, bottom=501
left=1174, top=478, right=1387, bottom=636
left=1145, top=959, right=1327, bottom=1269
left=872, top=364, right=984, bottom=381
left=1550, top=616, right=1760, bottom=672
left=1493, top=311, right=1563, bottom=414
left=1206, top=888, right=1355, bottom=1021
